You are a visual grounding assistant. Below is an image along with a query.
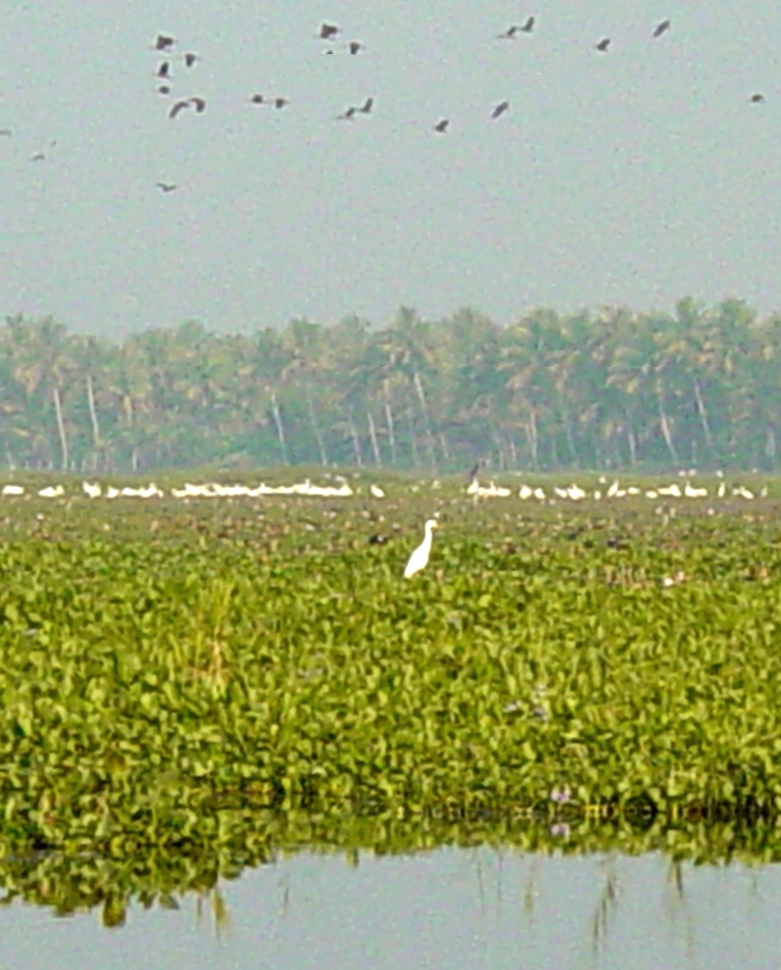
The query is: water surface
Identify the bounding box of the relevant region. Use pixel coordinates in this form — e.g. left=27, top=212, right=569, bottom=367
left=1, top=847, right=779, bottom=970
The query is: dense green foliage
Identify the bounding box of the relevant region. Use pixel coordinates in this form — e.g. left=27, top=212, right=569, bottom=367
left=4, top=295, right=781, bottom=473
left=0, top=475, right=780, bottom=919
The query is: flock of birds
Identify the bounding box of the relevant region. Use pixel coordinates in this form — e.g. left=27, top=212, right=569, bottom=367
left=139, top=15, right=770, bottom=193
left=0, top=17, right=770, bottom=186
left=0, top=471, right=769, bottom=579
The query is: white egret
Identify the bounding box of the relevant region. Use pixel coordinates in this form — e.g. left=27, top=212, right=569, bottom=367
left=404, top=519, right=438, bottom=578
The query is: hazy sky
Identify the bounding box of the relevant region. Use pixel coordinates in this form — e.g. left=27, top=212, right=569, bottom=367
left=2, top=1, right=780, bottom=337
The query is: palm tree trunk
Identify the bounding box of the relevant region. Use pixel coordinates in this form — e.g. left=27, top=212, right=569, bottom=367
left=626, top=424, right=637, bottom=466
left=413, top=370, right=436, bottom=470
left=306, top=385, right=328, bottom=466
left=692, top=377, right=714, bottom=452
left=85, top=374, right=101, bottom=448
left=383, top=383, right=397, bottom=466
left=367, top=411, right=382, bottom=467
left=270, top=392, right=289, bottom=464
left=656, top=383, right=678, bottom=464
left=406, top=406, right=419, bottom=467
left=766, top=426, right=777, bottom=463
left=348, top=409, right=363, bottom=467
left=528, top=408, right=539, bottom=468
left=52, top=386, right=68, bottom=471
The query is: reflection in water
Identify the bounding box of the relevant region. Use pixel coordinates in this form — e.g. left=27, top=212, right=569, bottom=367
left=0, top=846, right=780, bottom=969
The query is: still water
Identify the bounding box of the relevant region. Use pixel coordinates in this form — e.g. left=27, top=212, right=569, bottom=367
left=0, top=847, right=779, bottom=970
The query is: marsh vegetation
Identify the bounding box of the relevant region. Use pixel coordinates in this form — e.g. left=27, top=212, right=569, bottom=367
left=0, top=471, right=779, bottom=923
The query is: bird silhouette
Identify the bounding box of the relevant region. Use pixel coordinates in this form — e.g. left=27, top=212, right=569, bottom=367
left=348, top=41, right=363, bottom=54
left=249, top=93, right=266, bottom=105
left=29, top=140, right=55, bottom=162
left=595, top=37, right=611, bottom=52
left=497, top=25, right=522, bottom=39
left=319, top=23, right=339, bottom=39
left=750, top=93, right=765, bottom=103
left=158, top=85, right=171, bottom=96
left=337, top=105, right=358, bottom=120
left=491, top=100, right=509, bottom=118
left=521, top=16, right=535, bottom=33
left=189, top=97, right=206, bottom=113
left=169, top=99, right=190, bottom=118
left=273, top=97, right=289, bottom=109
left=359, top=96, right=374, bottom=114
left=156, top=182, right=177, bottom=193
left=184, top=52, right=199, bottom=67
left=154, top=34, right=175, bottom=51
left=652, top=19, right=671, bottom=38
left=156, top=61, right=170, bottom=78
left=434, top=118, right=449, bottom=133
left=0, top=128, right=11, bottom=137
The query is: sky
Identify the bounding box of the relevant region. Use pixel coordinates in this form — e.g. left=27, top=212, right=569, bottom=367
left=1, top=1, right=780, bottom=338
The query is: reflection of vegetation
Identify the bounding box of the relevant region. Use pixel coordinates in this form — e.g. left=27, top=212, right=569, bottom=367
left=0, top=814, right=779, bottom=920
left=196, top=887, right=230, bottom=939
left=0, top=483, right=780, bottom=919
left=592, top=855, right=620, bottom=956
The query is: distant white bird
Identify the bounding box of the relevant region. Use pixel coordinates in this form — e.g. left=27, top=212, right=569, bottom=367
left=82, top=481, right=101, bottom=498
left=38, top=485, right=64, bottom=498
left=684, top=481, right=708, bottom=498
left=370, top=484, right=385, bottom=498
left=404, top=519, right=438, bottom=578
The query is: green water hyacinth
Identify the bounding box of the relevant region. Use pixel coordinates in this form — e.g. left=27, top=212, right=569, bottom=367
left=0, top=470, right=778, bottom=914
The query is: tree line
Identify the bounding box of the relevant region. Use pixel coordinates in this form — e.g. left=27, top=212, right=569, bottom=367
left=1, top=297, right=779, bottom=474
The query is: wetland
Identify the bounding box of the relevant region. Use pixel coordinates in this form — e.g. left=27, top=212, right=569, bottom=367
left=0, top=470, right=780, bottom=966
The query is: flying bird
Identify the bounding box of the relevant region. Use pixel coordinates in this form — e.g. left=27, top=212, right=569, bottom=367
left=29, top=139, right=55, bottom=162
left=273, top=97, right=289, bottom=109
left=491, top=100, right=509, bottom=118
left=156, top=182, right=178, bottom=193
left=750, top=93, right=765, bottom=103
left=249, top=93, right=266, bottom=104
left=319, top=23, right=339, bottom=39
left=652, top=19, right=671, bottom=38
left=359, top=96, right=374, bottom=114
left=0, top=129, right=11, bottom=137
left=189, top=97, right=206, bottom=112
left=158, top=85, right=171, bottom=96
left=156, top=61, right=171, bottom=78
left=434, top=118, right=449, bottom=133
left=183, top=52, right=199, bottom=67
left=154, top=34, right=175, bottom=51
left=337, top=105, right=358, bottom=120
left=521, top=16, right=535, bottom=33
left=404, top=519, right=438, bottom=578
left=595, top=37, right=611, bottom=52
left=169, top=99, right=190, bottom=118
left=348, top=41, right=363, bottom=54
left=498, top=25, right=522, bottom=39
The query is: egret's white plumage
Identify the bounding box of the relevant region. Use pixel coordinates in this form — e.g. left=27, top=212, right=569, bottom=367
left=404, top=519, right=438, bottom=578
